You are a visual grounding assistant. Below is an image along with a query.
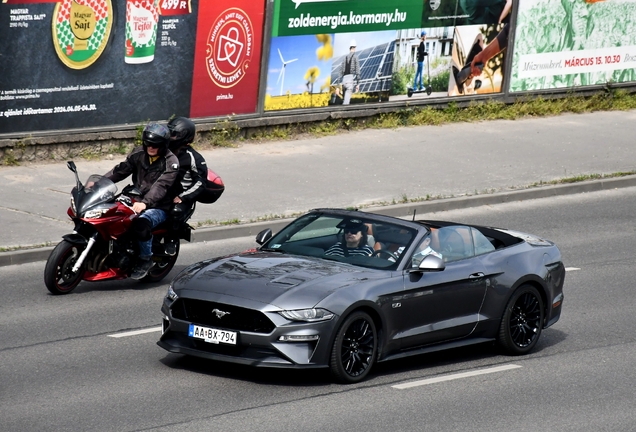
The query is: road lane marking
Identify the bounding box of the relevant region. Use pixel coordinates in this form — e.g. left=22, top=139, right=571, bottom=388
left=108, top=326, right=162, bottom=338
left=565, top=267, right=580, bottom=271
left=392, top=364, right=522, bottom=390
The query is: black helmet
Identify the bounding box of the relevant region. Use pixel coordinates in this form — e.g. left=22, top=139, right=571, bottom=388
left=167, top=116, right=196, bottom=152
left=142, top=123, right=171, bottom=154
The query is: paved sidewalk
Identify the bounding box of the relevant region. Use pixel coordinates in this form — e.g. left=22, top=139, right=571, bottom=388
left=1, top=109, right=635, bottom=266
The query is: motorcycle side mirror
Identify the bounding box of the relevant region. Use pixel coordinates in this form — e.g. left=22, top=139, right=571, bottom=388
left=256, top=229, right=272, bottom=245
left=67, top=160, right=82, bottom=189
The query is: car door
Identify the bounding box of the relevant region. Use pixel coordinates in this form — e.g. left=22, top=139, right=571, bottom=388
left=391, top=226, right=489, bottom=349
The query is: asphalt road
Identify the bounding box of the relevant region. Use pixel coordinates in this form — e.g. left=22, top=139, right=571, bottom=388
left=2, top=187, right=636, bottom=432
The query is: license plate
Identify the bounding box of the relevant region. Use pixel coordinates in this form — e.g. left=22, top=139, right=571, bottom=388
left=188, top=324, right=237, bottom=345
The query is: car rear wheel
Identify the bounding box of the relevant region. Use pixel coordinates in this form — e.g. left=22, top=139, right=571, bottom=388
left=498, top=285, right=544, bottom=355
left=329, top=311, right=378, bottom=384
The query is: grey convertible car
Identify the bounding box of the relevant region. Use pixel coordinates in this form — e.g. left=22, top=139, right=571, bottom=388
left=158, top=209, right=565, bottom=383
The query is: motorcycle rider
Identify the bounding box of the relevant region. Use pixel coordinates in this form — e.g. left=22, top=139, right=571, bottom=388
left=164, top=117, right=207, bottom=256
left=103, top=122, right=179, bottom=279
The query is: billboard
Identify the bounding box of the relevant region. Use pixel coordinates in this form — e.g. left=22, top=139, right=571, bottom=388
left=264, top=0, right=513, bottom=112
left=0, top=0, right=265, bottom=135
left=509, top=0, right=636, bottom=92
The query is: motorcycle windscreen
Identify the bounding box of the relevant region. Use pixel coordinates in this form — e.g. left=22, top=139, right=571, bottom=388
left=74, top=175, right=118, bottom=213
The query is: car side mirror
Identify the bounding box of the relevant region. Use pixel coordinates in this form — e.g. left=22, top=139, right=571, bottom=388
left=412, top=254, right=445, bottom=272
left=256, top=228, right=272, bottom=245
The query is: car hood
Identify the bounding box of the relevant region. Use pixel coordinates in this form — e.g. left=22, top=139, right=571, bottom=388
left=172, top=251, right=385, bottom=309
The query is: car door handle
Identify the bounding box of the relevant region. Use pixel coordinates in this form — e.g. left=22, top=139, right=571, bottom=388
left=469, top=272, right=485, bottom=280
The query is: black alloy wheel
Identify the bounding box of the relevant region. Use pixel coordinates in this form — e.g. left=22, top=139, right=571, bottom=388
left=498, top=285, right=544, bottom=355
left=330, top=311, right=378, bottom=383
left=43, top=240, right=85, bottom=295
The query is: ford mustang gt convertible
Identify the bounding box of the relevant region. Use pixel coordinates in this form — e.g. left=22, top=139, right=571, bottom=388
left=158, top=209, right=565, bottom=383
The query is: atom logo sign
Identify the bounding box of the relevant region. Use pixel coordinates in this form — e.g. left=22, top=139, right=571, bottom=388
left=206, top=8, right=254, bottom=89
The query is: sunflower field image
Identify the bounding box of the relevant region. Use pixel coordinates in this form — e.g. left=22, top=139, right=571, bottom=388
left=52, top=0, right=114, bottom=69
left=264, top=34, right=335, bottom=111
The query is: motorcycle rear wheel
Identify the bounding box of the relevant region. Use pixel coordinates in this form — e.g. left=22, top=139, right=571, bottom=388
left=142, top=237, right=180, bottom=283
left=44, top=240, right=86, bottom=295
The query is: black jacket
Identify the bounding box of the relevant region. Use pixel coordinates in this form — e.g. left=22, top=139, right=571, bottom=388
left=416, top=41, right=428, bottom=62
left=168, top=147, right=207, bottom=205
left=105, top=146, right=179, bottom=210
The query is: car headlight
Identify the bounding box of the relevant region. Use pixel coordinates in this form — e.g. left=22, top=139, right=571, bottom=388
left=166, top=285, right=178, bottom=301
left=278, top=308, right=334, bottom=322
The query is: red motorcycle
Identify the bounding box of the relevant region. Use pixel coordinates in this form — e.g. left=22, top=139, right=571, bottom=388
left=44, top=161, right=191, bottom=294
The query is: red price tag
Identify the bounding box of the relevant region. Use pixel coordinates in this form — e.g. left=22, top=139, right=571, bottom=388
left=159, top=0, right=190, bottom=16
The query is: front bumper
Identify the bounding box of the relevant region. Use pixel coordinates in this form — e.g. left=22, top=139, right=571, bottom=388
left=158, top=298, right=338, bottom=368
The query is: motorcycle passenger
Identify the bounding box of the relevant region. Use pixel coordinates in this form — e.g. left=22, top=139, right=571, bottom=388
left=103, top=122, right=179, bottom=279
left=164, top=117, right=207, bottom=256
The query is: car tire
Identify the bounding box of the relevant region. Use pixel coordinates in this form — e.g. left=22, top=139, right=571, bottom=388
left=498, top=284, right=544, bottom=355
left=329, top=311, right=378, bottom=384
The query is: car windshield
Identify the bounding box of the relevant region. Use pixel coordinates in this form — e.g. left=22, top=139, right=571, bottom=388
left=264, top=213, right=417, bottom=270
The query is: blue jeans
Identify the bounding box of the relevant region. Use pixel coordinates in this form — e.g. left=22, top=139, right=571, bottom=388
left=138, top=208, right=167, bottom=259
left=413, top=61, right=424, bottom=90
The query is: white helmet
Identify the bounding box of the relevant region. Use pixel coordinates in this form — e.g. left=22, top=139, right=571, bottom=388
left=350, top=39, right=357, bottom=48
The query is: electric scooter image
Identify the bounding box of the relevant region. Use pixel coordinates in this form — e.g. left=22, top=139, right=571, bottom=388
left=407, top=54, right=432, bottom=97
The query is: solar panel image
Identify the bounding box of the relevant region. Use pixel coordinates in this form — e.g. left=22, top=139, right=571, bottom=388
left=331, top=41, right=395, bottom=94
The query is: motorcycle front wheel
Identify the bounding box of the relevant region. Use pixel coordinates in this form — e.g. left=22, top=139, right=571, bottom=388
left=44, top=240, right=86, bottom=295
left=142, top=237, right=180, bottom=283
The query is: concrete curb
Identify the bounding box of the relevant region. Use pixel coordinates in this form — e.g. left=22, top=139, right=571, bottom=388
left=3, top=175, right=636, bottom=268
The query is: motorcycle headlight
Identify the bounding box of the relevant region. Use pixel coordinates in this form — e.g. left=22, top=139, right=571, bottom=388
left=278, top=308, right=334, bottom=322
left=70, top=197, right=76, bottom=216
left=83, top=208, right=110, bottom=219
left=166, top=285, right=178, bottom=302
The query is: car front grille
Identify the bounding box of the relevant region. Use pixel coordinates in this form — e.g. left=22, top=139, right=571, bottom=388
left=170, top=298, right=276, bottom=334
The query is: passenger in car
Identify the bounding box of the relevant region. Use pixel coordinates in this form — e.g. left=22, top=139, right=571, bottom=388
left=325, top=220, right=374, bottom=257
left=410, top=233, right=443, bottom=267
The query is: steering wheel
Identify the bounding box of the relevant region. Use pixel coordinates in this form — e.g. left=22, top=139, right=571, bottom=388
left=372, top=249, right=398, bottom=260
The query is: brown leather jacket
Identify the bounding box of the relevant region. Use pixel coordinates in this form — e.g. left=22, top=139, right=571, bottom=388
left=104, top=146, right=179, bottom=210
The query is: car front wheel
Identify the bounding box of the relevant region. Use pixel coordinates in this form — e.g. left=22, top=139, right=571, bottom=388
left=329, top=311, right=378, bottom=384
left=498, top=285, right=544, bottom=355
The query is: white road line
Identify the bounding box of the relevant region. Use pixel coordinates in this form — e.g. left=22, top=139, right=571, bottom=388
left=565, top=267, right=580, bottom=271
left=392, top=364, right=522, bottom=390
left=108, top=326, right=162, bottom=338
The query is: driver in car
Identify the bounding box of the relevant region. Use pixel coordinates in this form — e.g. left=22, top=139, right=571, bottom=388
left=325, top=220, right=374, bottom=257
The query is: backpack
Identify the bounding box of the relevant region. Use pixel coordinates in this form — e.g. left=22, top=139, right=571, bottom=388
left=196, top=168, right=225, bottom=204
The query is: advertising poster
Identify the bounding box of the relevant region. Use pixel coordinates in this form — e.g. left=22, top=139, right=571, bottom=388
left=264, top=0, right=513, bottom=112
left=0, top=0, right=265, bottom=136
left=510, top=0, right=636, bottom=92
left=189, top=1, right=265, bottom=118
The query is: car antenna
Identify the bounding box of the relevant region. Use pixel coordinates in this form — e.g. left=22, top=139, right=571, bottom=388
left=412, top=209, right=416, bottom=221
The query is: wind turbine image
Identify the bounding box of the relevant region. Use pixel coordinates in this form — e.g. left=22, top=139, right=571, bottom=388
left=276, top=48, right=298, bottom=96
